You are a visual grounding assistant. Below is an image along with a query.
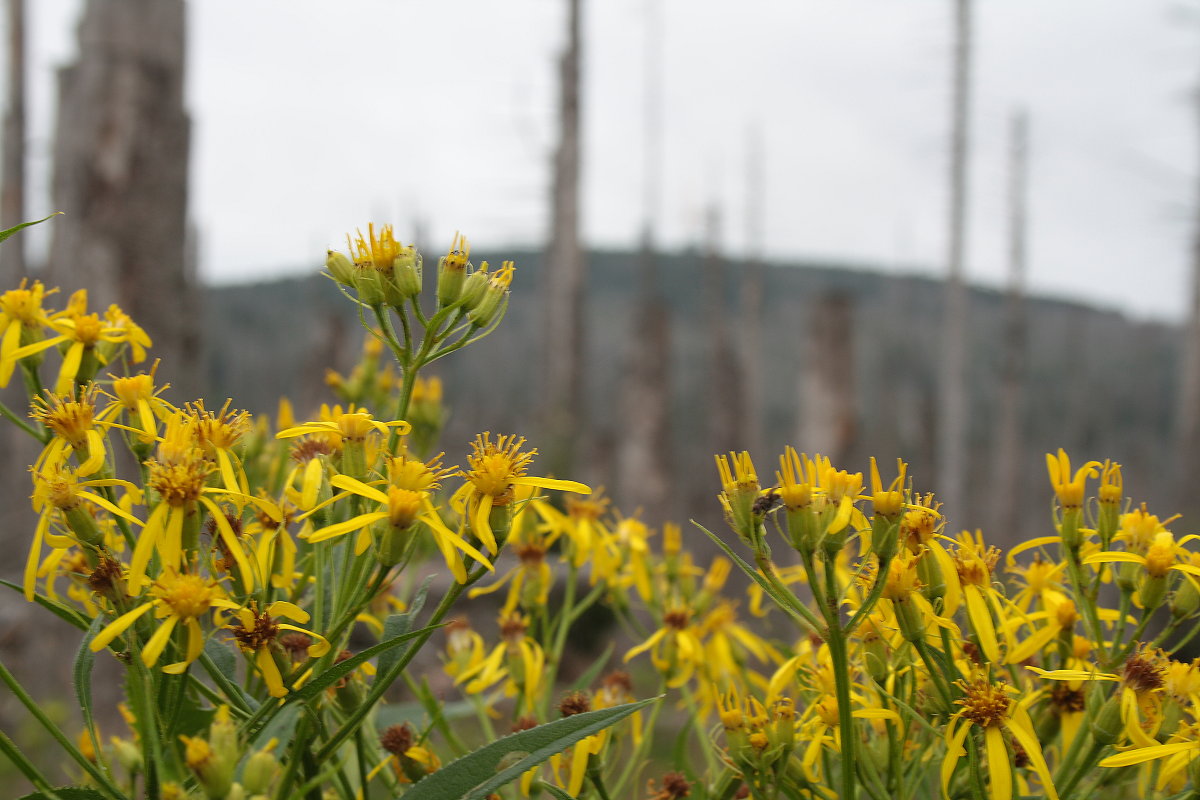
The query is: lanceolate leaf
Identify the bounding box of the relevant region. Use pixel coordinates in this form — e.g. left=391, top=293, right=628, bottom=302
left=403, top=697, right=659, bottom=800
left=73, top=617, right=103, bottom=767
left=284, top=623, right=442, bottom=705
left=376, top=575, right=432, bottom=681
left=540, top=786, right=578, bottom=800
left=17, top=789, right=107, bottom=800
left=0, top=213, right=61, bottom=245
left=0, top=580, right=90, bottom=631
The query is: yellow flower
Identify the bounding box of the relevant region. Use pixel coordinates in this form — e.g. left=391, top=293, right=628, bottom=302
left=26, top=462, right=142, bottom=601
left=624, top=605, right=704, bottom=688
left=97, top=364, right=176, bottom=444
left=453, top=613, right=545, bottom=710
left=129, top=414, right=256, bottom=594
left=8, top=291, right=150, bottom=394
left=1100, top=718, right=1200, bottom=791
left=943, top=675, right=1058, bottom=800
left=226, top=601, right=330, bottom=697
left=869, top=456, right=907, bottom=519
left=30, top=387, right=108, bottom=476
left=1045, top=449, right=1101, bottom=509
left=305, top=473, right=491, bottom=582
left=0, top=279, right=57, bottom=386
left=951, top=530, right=1006, bottom=663
left=275, top=404, right=410, bottom=471
left=188, top=399, right=252, bottom=494
left=90, top=569, right=237, bottom=673
left=454, top=432, right=589, bottom=555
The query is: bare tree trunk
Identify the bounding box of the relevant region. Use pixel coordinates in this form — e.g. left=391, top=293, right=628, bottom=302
left=740, top=128, right=765, bottom=459
left=1177, top=83, right=1200, bottom=516
left=542, top=0, right=586, bottom=476
left=936, top=0, right=972, bottom=522
left=616, top=0, right=671, bottom=521
left=617, top=229, right=671, bottom=521
left=992, top=110, right=1028, bottom=535
left=47, top=0, right=195, bottom=395
left=704, top=205, right=741, bottom=455
left=797, top=293, right=856, bottom=466
left=0, top=0, right=27, bottom=281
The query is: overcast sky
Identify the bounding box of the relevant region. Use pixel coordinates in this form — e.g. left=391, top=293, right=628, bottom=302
left=14, top=1, right=1200, bottom=319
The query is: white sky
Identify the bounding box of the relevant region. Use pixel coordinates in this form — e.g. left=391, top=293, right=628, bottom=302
left=14, top=0, right=1200, bottom=319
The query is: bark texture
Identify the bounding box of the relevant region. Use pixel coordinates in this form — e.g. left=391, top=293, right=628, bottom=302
left=936, top=0, right=972, bottom=522
left=47, top=0, right=196, bottom=393
left=992, top=111, right=1028, bottom=534
left=542, top=0, right=586, bottom=476
left=0, top=0, right=27, bottom=281
left=797, top=293, right=856, bottom=466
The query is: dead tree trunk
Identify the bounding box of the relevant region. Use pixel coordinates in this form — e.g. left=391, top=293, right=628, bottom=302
left=542, top=0, right=586, bottom=477
left=936, top=0, right=972, bottom=523
left=797, top=293, right=856, bottom=466
left=740, top=128, right=766, bottom=458
left=616, top=0, right=671, bottom=522
left=617, top=230, right=672, bottom=521
left=47, top=0, right=196, bottom=395
left=704, top=204, right=741, bottom=455
left=1177, top=84, right=1200, bottom=517
left=0, top=0, right=27, bottom=282
left=992, top=110, right=1028, bottom=535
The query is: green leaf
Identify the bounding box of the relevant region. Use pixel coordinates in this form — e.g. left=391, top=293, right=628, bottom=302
left=73, top=617, right=102, bottom=764
left=284, top=622, right=442, bottom=705
left=0, top=580, right=90, bottom=631
left=690, top=521, right=817, bottom=633
left=17, top=789, right=106, bottom=800
left=402, top=697, right=659, bottom=800
left=0, top=213, right=61, bottom=245
left=376, top=575, right=432, bottom=681
left=540, top=786, right=578, bottom=800
left=248, top=702, right=300, bottom=751
left=567, top=642, right=614, bottom=694
left=202, top=638, right=257, bottom=711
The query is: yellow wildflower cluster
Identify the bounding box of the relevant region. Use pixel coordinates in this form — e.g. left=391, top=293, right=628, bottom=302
left=5, top=221, right=1200, bottom=800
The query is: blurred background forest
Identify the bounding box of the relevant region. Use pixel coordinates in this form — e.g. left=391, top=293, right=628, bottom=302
left=2, top=0, right=1200, bottom=764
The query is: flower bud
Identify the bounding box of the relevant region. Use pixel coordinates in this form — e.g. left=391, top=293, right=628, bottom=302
left=111, top=736, right=143, bottom=775
left=468, top=261, right=515, bottom=329
left=1090, top=693, right=1123, bottom=745
left=1172, top=576, right=1200, bottom=619
left=459, top=264, right=490, bottom=310
left=242, top=744, right=280, bottom=796
left=180, top=734, right=235, bottom=799
left=392, top=247, right=422, bottom=300
left=436, top=234, right=470, bottom=308
left=326, top=251, right=357, bottom=286
left=1059, top=507, right=1083, bottom=549
left=1139, top=573, right=1169, bottom=612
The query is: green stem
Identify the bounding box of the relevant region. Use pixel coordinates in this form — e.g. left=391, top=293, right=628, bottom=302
left=611, top=677, right=666, bottom=797
left=0, top=396, right=46, bottom=441
left=913, top=639, right=953, bottom=709
left=844, top=555, right=893, bottom=634
left=680, top=682, right=721, bottom=779
left=1109, top=609, right=1155, bottom=669
left=541, top=563, right=579, bottom=719
left=0, top=728, right=65, bottom=799
left=199, top=651, right=254, bottom=714
left=821, top=558, right=857, bottom=800
left=1058, top=740, right=1106, bottom=799
left=1064, top=548, right=1106, bottom=651
left=754, top=553, right=824, bottom=635
left=316, top=566, right=486, bottom=761
left=588, top=762, right=615, bottom=800
left=0, top=659, right=127, bottom=799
